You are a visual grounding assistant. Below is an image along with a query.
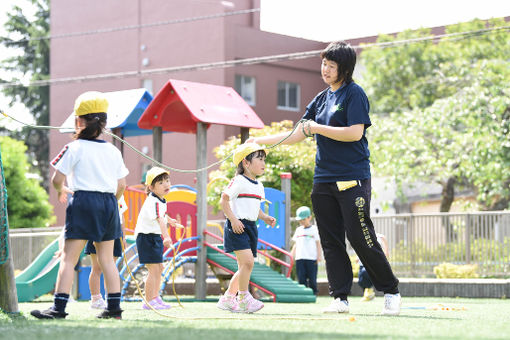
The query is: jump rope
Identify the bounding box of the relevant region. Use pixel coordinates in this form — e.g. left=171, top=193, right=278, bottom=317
left=1, top=111, right=358, bottom=321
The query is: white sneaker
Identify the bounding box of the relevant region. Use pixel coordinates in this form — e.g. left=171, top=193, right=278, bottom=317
left=322, top=298, right=349, bottom=313
left=90, top=298, right=107, bottom=309
left=381, top=293, right=401, bottom=316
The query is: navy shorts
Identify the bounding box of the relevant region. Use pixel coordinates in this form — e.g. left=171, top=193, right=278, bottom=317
left=65, top=191, right=121, bottom=242
left=84, top=238, right=123, bottom=258
left=136, top=233, right=163, bottom=264
left=223, top=219, right=258, bottom=257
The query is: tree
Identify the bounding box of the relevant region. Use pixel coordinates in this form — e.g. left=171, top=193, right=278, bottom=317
left=0, top=0, right=50, bottom=190
left=0, top=136, right=55, bottom=228
left=360, top=18, right=510, bottom=212
left=207, top=121, right=316, bottom=215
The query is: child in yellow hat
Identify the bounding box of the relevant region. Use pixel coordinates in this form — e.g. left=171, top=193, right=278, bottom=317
left=31, top=91, right=128, bottom=320
left=135, top=166, right=180, bottom=310
left=216, top=143, right=276, bottom=313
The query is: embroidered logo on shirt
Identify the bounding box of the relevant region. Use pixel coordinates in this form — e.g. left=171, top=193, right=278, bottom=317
left=331, top=104, right=344, bottom=112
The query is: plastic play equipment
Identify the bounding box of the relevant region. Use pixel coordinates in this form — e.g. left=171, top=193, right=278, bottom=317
left=15, top=237, right=86, bottom=302
left=138, top=78, right=265, bottom=300
left=204, top=231, right=315, bottom=303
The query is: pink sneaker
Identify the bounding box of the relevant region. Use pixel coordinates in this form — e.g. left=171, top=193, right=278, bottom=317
left=155, top=296, right=172, bottom=309
left=234, top=293, right=264, bottom=313
left=142, top=298, right=170, bottom=310
left=217, top=293, right=236, bottom=311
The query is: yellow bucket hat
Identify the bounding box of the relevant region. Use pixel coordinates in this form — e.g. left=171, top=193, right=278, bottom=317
left=145, top=166, right=170, bottom=186
left=73, top=91, right=109, bottom=116
left=233, top=143, right=268, bottom=166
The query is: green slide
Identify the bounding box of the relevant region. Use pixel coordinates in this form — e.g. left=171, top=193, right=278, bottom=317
left=15, top=237, right=85, bottom=302
left=207, top=246, right=316, bottom=303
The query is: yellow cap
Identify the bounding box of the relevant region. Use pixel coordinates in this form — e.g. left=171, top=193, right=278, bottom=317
left=145, top=166, right=170, bottom=186
left=233, top=143, right=268, bottom=166
left=73, top=91, right=109, bottom=116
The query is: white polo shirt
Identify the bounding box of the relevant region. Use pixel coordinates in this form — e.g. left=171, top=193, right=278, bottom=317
left=292, top=225, right=320, bottom=260
left=135, top=193, right=167, bottom=237
left=223, top=175, right=264, bottom=221
left=51, top=139, right=129, bottom=194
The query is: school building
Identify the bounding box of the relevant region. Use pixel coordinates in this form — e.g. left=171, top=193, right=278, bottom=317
left=48, top=0, right=332, bottom=225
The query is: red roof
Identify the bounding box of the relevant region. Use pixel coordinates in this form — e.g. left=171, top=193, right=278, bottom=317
left=138, top=79, right=264, bottom=134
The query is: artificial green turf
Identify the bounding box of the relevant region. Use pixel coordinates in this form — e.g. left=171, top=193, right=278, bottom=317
left=1, top=296, right=509, bottom=340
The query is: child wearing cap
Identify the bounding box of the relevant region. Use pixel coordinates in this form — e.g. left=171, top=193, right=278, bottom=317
left=135, top=166, right=180, bottom=310
left=291, top=206, right=322, bottom=295
left=31, top=91, right=129, bottom=320
left=217, top=143, right=276, bottom=313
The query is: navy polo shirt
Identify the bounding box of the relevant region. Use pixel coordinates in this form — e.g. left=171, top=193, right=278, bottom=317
left=303, top=82, right=371, bottom=183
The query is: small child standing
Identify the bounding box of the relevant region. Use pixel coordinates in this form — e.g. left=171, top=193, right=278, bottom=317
left=217, top=143, right=276, bottom=313
left=291, top=206, right=322, bottom=295
left=135, top=166, right=179, bottom=310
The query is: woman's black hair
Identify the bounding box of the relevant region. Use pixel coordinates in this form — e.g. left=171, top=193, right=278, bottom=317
left=320, top=41, right=357, bottom=84
left=74, top=112, right=107, bottom=140
left=236, top=149, right=266, bottom=175
left=145, top=172, right=170, bottom=194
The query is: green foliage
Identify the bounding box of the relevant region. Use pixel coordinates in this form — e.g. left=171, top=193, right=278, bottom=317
left=0, top=136, right=55, bottom=228
left=433, top=263, right=479, bottom=279
left=361, top=18, right=510, bottom=210
left=1, top=0, right=50, bottom=189
left=207, top=121, right=316, bottom=214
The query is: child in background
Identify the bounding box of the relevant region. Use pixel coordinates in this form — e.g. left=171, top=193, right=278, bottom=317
left=135, top=166, right=180, bottom=310
left=217, top=143, right=276, bottom=313
left=358, top=233, right=389, bottom=301
left=31, top=91, right=128, bottom=319
left=291, top=206, right=322, bottom=295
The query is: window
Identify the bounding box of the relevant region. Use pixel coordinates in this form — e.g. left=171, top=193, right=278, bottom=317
left=277, top=81, right=300, bottom=111
left=235, top=75, right=256, bottom=106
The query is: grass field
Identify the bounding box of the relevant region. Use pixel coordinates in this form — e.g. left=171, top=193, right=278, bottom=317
left=1, top=296, right=509, bottom=340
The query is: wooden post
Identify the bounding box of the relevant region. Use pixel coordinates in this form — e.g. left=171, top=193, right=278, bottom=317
left=152, top=126, right=162, bottom=164
left=195, top=122, right=207, bottom=300
left=0, top=244, right=18, bottom=313
left=240, top=127, right=249, bottom=143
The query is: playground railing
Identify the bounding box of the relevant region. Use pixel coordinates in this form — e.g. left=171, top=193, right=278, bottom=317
left=203, top=230, right=294, bottom=278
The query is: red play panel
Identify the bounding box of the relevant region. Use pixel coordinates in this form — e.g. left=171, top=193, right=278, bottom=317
left=138, top=79, right=264, bottom=133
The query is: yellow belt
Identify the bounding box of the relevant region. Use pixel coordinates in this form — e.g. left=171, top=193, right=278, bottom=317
left=336, top=180, right=358, bottom=191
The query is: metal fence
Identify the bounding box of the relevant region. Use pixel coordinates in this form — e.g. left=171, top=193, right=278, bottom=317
left=9, top=226, right=62, bottom=272
left=9, top=211, right=510, bottom=278
left=371, top=211, right=510, bottom=278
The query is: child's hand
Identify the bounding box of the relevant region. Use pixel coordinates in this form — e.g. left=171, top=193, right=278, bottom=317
left=54, top=249, right=63, bottom=258
left=58, top=186, right=74, bottom=204
left=167, top=215, right=185, bottom=229
left=231, top=219, right=245, bottom=234
left=264, top=215, right=276, bottom=227
left=163, top=236, right=172, bottom=248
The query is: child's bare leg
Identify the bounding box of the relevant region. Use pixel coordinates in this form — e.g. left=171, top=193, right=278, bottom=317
left=233, top=249, right=254, bottom=292
left=145, top=263, right=162, bottom=301
left=95, top=240, right=120, bottom=293
left=55, top=239, right=87, bottom=294
left=89, top=254, right=102, bottom=297
left=226, top=271, right=240, bottom=295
